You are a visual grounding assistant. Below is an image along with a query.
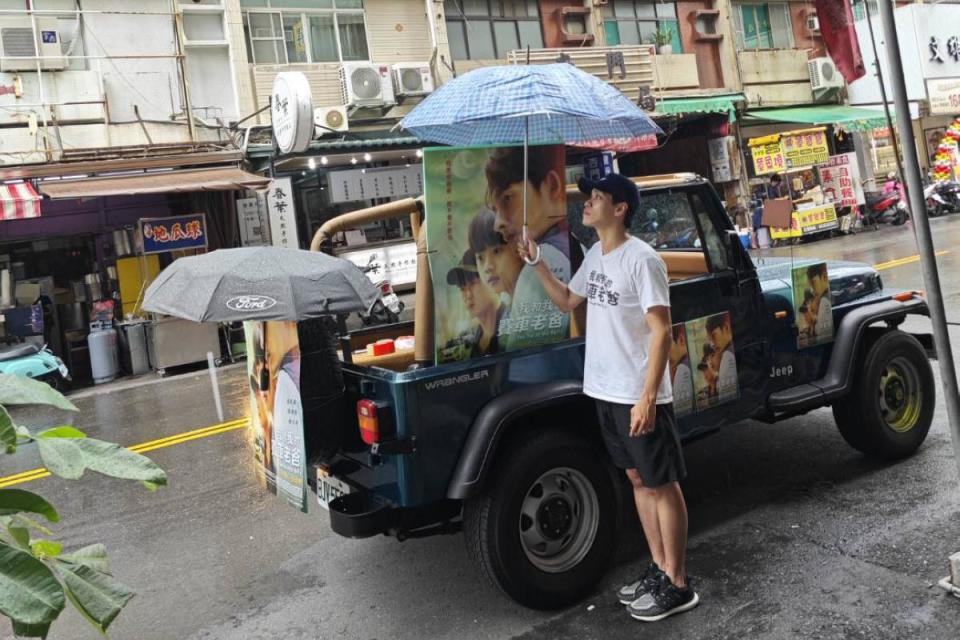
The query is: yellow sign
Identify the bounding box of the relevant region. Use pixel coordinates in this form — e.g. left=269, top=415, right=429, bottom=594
left=751, top=141, right=786, bottom=176
left=781, top=130, right=829, bottom=169
left=770, top=204, right=838, bottom=239
left=292, top=20, right=305, bottom=54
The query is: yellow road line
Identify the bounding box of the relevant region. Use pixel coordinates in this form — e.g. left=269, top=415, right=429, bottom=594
left=0, top=417, right=249, bottom=489
left=874, top=250, right=950, bottom=271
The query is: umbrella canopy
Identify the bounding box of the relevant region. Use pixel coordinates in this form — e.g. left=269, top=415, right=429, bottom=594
left=400, top=63, right=663, bottom=152
left=142, top=247, right=380, bottom=322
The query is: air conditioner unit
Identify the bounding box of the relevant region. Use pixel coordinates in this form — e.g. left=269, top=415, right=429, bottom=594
left=808, top=57, right=844, bottom=91
left=392, top=63, right=434, bottom=97
left=340, top=62, right=396, bottom=108
left=0, top=17, right=66, bottom=71
left=806, top=14, right=820, bottom=33
left=314, top=105, right=349, bottom=135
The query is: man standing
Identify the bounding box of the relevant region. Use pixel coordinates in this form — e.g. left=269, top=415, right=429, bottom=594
left=520, top=173, right=698, bottom=622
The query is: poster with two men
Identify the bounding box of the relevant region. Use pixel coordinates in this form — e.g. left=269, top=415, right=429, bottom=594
left=424, top=144, right=572, bottom=364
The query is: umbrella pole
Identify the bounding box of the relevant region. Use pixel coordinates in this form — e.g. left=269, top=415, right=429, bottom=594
left=522, top=115, right=541, bottom=265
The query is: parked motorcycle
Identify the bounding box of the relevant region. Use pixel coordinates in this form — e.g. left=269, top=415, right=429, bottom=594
left=359, top=257, right=404, bottom=326
left=925, top=182, right=951, bottom=218
left=862, top=189, right=909, bottom=227
left=933, top=180, right=960, bottom=214
left=0, top=342, right=71, bottom=390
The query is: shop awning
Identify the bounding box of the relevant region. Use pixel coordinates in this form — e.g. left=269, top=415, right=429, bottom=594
left=38, top=167, right=271, bottom=199
left=0, top=182, right=41, bottom=220
left=655, top=94, right=746, bottom=123
left=743, top=105, right=893, bottom=132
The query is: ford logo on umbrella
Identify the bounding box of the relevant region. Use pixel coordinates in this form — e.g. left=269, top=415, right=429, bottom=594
left=226, top=295, right=278, bottom=312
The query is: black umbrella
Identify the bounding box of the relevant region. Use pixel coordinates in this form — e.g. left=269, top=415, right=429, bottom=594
left=142, top=247, right=380, bottom=322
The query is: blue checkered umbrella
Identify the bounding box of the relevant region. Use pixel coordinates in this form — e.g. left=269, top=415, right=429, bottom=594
left=400, top=63, right=663, bottom=152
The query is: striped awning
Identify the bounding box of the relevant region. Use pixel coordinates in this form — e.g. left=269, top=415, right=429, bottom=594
left=0, top=182, right=41, bottom=221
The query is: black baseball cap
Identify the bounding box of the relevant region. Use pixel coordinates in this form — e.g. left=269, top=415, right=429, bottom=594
left=446, top=251, right=480, bottom=286
left=578, top=173, right=640, bottom=220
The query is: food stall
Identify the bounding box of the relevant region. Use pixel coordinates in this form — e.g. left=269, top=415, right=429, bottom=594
left=748, top=127, right=841, bottom=242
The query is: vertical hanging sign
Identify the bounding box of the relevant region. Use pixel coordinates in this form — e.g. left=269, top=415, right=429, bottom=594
left=266, top=177, right=300, bottom=249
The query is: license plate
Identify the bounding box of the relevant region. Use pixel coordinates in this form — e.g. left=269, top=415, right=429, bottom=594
left=316, top=467, right=352, bottom=511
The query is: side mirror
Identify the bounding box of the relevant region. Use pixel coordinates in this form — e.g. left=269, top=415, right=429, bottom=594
left=724, top=229, right=748, bottom=272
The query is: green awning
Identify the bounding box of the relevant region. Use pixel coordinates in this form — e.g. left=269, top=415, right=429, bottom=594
left=743, top=105, right=893, bottom=132
left=655, top=94, right=746, bottom=123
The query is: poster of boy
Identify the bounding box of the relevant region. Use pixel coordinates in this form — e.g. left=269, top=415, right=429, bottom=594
left=423, top=144, right=570, bottom=364
left=669, top=323, right=695, bottom=417
left=792, top=262, right=834, bottom=349
left=686, top=311, right=739, bottom=411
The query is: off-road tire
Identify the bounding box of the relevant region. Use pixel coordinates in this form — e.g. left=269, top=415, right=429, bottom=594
left=463, top=429, right=619, bottom=610
left=832, top=330, right=934, bottom=459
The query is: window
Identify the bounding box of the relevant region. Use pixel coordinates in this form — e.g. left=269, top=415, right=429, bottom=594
left=444, top=0, right=543, bottom=61
left=732, top=2, right=793, bottom=50
left=602, top=1, right=682, bottom=52
left=241, top=0, right=369, bottom=64
left=852, top=1, right=878, bottom=22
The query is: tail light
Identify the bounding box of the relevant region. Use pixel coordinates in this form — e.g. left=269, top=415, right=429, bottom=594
left=357, top=399, right=380, bottom=444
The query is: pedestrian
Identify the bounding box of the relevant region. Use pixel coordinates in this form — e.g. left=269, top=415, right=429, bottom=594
left=518, top=172, right=698, bottom=622
left=751, top=173, right=784, bottom=249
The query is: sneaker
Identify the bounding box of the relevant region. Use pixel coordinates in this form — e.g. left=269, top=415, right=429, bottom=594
left=627, top=574, right=699, bottom=622
left=616, top=562, right=663, bottom=605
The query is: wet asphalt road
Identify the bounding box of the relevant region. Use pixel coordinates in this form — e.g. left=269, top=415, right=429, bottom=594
left=3, top=220, right=960, bottom=639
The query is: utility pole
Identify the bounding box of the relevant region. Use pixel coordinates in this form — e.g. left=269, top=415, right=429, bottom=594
left=876, top=0, right=960, bottom=480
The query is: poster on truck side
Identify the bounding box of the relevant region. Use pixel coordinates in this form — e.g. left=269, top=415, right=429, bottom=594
left=423, top=144, right=571, bottom=364
left=245, top=320, right=308, bottom=512
left=686, top=312, right=739, bottom=411
left=791, top=262, right=834, bottom=350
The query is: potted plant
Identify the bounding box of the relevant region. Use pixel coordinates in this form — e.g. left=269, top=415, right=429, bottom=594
left=652, top=27, right=674, bottom=55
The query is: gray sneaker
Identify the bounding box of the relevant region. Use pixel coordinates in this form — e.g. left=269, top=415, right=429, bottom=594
left=627, top=573, right=699, bottom=622
left=616, top=562, right=663, bottom=605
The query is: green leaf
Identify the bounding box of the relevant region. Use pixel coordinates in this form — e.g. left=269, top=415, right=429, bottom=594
left=9, top=526, right=30, bottom=549
left=1, top=405, right=15, bottom=454
left=35, top=438, right=85, bottom=480
left=0, top=540, right=65, bottom=626
left=30, top=540, right=62, bottom=560
left=36, top=426, right=86, bottom=439
left=141, top=481, right=160, bottom=492
left=58, top=544, right=110, bottom=574
left=12, top=514, right=53, bottom=537
left=61, top=563, right=133, bottom=634
left=73, top=439, right=167, bottom=486
left=0, top=489, right=59, bottom=522
left=0, top=374, right=77, bottom=411
left=11, top=619, right=51, bottom=638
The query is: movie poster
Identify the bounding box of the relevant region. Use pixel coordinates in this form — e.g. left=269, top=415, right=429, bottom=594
left=686, top=311, right=739, bottom=411
left=423, top=144, right=571, bottom=364
left=792, top=262, right=834, bottom=349
left=669, top=323, right=695, bottom=417
left=245, top=320, right=308, bottom=512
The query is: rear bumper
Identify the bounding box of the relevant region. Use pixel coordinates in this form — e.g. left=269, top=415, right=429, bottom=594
left=326, top=489, right=461, bottom=540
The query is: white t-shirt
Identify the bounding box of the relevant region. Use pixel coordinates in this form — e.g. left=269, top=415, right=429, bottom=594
left=816, top=296, right=833, bottom=340
left=672, top=361, right=694, bottom=415
left=717, top=348, right=737, bottom=402
left=569, top=236, right=672, bottom=405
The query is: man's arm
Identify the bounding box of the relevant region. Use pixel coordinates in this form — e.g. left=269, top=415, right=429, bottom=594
left=630, top=305, right=672, bottom=436
left=519, top=239, right=585, bottom=313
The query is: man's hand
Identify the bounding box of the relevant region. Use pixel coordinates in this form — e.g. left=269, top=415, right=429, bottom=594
left=517, top=236, right=539, bottom=263
left=630, top=395, right=657, bottom=437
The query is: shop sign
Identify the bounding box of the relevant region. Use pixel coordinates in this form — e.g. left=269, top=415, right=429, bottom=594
left=339, top=240, right=418, bottom=288
left=271, top=72, right=313, bottom=154
left=328, top=165, right=423, bottom=204
left=818, top=153, right=865, bottom=208
left=266, top=177, right=299, bottom=249
left=770, top=204, right=839, bottom=239
left=781, top=130, right=829, bottom=169
left=927, top=78, right=960, bottom=115
left=237, top=195, right=269, bottom=246
left=751, top=141, right=786, bottom=176
left=139, top=214, right=207, bottom=255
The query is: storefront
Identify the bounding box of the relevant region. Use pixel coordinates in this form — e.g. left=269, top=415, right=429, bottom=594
left=0, top=152, right=268, bottom=385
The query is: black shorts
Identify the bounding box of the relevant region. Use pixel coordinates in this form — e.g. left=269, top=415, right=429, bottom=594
left=595, top=400, right=687, bottom=488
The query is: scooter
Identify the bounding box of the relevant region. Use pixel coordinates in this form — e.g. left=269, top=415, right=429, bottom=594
left=933, top=180, right=960, bottom=213
left=862, top=189, right=909, bottom=227
left=360, top=258, right=404, bottom=326
left=925, top=182, right=951, bottom=218
left=0, top=342, right=71, bottom=390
